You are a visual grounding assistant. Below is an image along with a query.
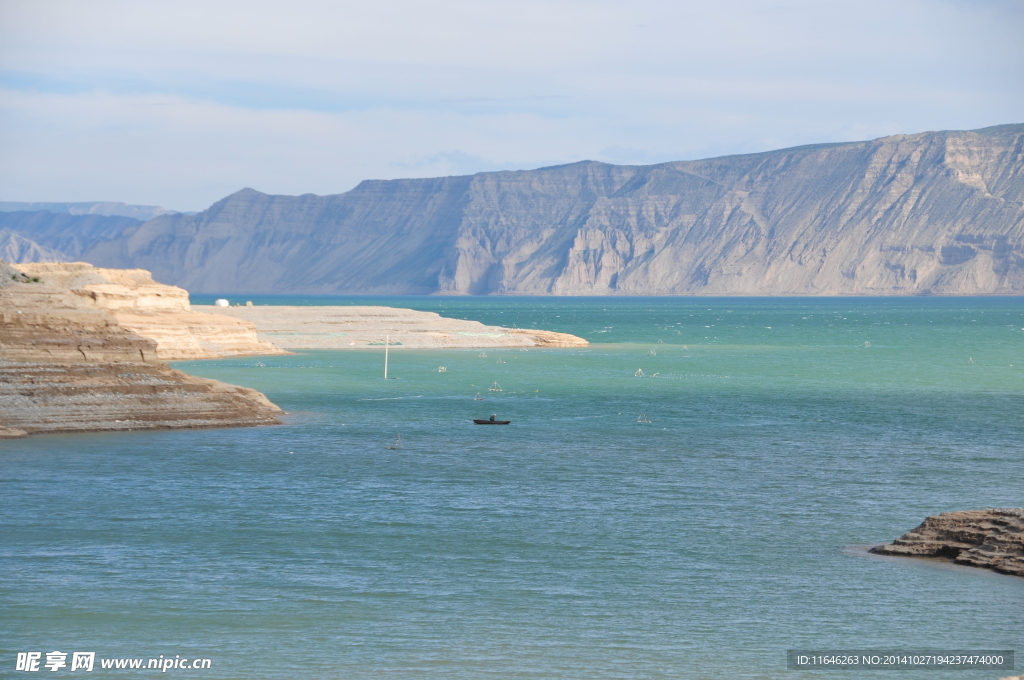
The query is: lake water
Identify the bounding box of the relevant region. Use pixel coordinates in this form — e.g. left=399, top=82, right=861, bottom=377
left=3, top=297, right=1023, bottom=678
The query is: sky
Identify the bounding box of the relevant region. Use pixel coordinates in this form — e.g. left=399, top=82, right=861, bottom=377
left=0, top=0, right=1022, bottom=212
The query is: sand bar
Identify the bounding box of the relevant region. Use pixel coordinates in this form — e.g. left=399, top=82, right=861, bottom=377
left=202, top=305, right=588, bottom=350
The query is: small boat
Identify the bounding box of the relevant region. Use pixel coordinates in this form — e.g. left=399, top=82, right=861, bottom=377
left=473, top=392, right=485, bottom=400
left=474, top=415, right=511, bottom=425
left=385, top=433, right=402, bottom=449
left=488, top=381, right=503, bottom=392
left=636, top=412, right=652, bottom=423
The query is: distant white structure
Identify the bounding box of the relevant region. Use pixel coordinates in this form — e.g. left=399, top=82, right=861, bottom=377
left=215, top=299, right=229, bottom=307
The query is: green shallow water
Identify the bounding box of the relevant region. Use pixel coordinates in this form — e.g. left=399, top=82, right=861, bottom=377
left=2, top=297, right=1023, bottom=678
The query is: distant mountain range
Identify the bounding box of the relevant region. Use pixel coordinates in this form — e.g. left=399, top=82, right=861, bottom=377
left=0, top=201, right=179, bottom=221
left=3, top=124, right=1023, bottom=295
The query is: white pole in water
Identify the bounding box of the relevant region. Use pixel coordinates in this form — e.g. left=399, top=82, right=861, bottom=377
left=384, top=334, right=389, bottom=380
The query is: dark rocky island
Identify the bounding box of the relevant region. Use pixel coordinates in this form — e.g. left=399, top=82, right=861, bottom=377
left=871, top=509, right=1024, bottom=577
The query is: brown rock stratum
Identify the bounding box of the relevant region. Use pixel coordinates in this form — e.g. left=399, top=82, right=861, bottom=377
left=1, top=261, right=282, bottom=438
left=870, top=509, right=1024, bottom=577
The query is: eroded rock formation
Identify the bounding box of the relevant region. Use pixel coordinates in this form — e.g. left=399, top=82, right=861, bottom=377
left=0, top=261, right=283, bottom=438
left=871, top=509, right=1024, bottom=577
left=11, top=262, right=285, bottom=360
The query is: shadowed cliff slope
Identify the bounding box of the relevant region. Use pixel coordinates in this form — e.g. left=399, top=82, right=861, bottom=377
left=0, top=210, right=143, bottom=262
left=0, top=228, right=68, bottom=263
left=21, top=124, right=1024, bottom=295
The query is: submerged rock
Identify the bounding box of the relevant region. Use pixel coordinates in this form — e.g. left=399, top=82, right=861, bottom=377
left=871, top=509, right=1024, bottom=577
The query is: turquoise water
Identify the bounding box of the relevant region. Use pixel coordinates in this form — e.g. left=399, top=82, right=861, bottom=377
left=3, top=297, right=1023, bottom=678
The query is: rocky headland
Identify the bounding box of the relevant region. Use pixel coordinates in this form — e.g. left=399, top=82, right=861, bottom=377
left=10, top=262, right=285, bottom=360
left=1, top=260, right=588, bottom=437
left=870, top=509, right=1024, bottom=577
left=1, top=260, right=283, bottom=438
left=203, top=305, right=588, bottom=349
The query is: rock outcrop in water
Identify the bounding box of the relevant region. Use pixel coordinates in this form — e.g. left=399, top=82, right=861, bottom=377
left=870, top=509, right=1024, bottom=577
left=7, top=124, right=1023, bottom=295
left=0, top=260, right=283, bottom=438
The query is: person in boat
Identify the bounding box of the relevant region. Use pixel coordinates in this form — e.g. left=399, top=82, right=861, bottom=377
left=489, top=414, right=496, bottom=422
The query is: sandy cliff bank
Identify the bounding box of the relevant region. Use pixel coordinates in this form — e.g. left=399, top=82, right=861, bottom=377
left=1, top=261, right=282, bottom=438
left=12, top=262, right=285, bottom=360
left=871, top=509, right=1024, bottom=577
left=202, top=305, right=588, bottom=349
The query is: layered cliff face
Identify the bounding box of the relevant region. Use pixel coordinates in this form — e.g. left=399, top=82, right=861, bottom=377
left=0, top=261, right=283, bottom=438
left=0, top=359, right=282, bottom=438
left=11, top=262, right=285, bottom=360
left=9, top=124, right=1024, bottom=295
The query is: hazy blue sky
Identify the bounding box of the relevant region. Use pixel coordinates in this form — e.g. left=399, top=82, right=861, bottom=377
left=1, top=0, right=1022, bottom=211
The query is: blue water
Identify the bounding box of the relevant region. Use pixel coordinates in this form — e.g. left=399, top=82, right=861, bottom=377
left=3, top=297, right=1023, bottom=678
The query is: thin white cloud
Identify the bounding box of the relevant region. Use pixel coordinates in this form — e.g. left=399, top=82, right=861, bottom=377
left=0, top=0, right=1021, bottom=210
